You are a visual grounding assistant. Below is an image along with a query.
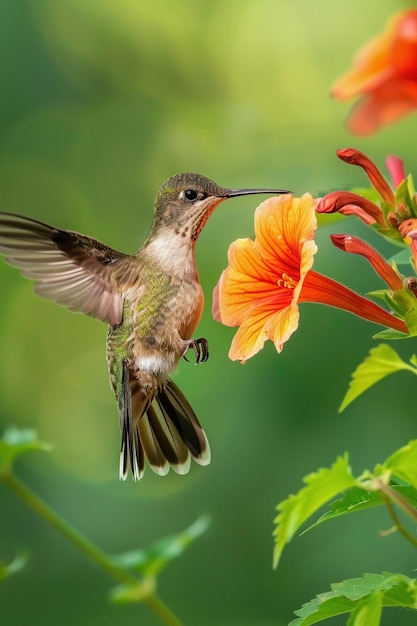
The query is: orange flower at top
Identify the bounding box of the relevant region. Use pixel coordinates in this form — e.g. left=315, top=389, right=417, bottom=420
left=332, top=10, right=417, bottom=135
left=213, top=194, right=407, bottom=362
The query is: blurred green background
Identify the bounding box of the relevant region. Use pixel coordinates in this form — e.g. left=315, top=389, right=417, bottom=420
left=1, top=1, right=416, bottom=624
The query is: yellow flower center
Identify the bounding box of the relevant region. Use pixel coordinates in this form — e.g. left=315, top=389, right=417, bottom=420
left=277, top=273, right=297, bottom=290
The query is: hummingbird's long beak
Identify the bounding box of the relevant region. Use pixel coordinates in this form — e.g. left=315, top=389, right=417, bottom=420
left=225, top=187, right=291, bottom=197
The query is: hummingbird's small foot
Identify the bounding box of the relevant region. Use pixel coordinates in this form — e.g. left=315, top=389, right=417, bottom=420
left=183, top=337, right=209, bottom=364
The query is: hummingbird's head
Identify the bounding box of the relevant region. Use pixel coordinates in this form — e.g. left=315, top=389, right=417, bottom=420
left=152, top=172, right=290, bottom=241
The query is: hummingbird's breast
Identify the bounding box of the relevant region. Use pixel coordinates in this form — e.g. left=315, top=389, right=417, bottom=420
left=121, top=261, right=203, bottom=380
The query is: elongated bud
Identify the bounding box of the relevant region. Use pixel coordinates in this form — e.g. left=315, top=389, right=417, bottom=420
left=330, top=233, right=403, bottom=290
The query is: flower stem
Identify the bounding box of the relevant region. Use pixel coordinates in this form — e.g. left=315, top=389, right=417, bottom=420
left=378, top=483, right=417, bottom=549
left=2, top=471, right=183, bottom=626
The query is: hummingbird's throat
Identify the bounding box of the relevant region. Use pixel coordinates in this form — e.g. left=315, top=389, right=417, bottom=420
left=191, top=197, right=226, bottom=240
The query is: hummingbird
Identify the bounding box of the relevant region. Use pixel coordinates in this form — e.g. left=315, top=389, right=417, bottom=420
left=0, top=173, right=289, bottom=481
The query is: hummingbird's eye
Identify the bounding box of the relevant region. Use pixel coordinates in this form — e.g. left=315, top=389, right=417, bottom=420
left=183, top=189, right=199, bottom=202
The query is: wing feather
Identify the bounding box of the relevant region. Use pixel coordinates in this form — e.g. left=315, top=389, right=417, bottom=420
left=0, top=211, right=136, bottom=325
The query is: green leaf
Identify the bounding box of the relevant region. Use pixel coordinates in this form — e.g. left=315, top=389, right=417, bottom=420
left=303, top=486, right=382, bottom=533
left=383, top=440, right=417, bottom=487
left=0, top=428, right=51, bottom=473
left=405, top=306, right=417, bottom=336
left=388, top=248, right=413, bottom=267
left=110, top=577, right=156, bottom=605
left=289, top=572, right=417, bottom=626
left=303, top=484, right=417, bottom=533
left=273, top=455, right=356, bottom=568
left=372, top=328, right=409, bottom=340
left=396, top=176, right=416, bottom=214
left=366, top=290, right=409, bottom=318
left=339, top=344, right=417, bottom=412
left=347, top=591, right=382, bottom=626
left=0, top=553, right=27, bottom=581
left=111, top=516, right=210, bottom=577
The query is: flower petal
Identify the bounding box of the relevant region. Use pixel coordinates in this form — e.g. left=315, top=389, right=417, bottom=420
left=316, top=190, right=385, bottom=226
left=392, top=10, right=417, bottom=79
left=228, top=297, right=301, bottom=361
left=267, top=302, right=300, bottom=354
left=300, top=270, right=407, bottom=333
left=253, top=194, right=318, bottom=272
left=336, top=148, right=395, bottom=204
left=332, top=11, right=417, bottom=98
left=215, top=237, right=290, bottom=328
left=386, top=155, right=406, bottom=187
left=331, top=34, right=391, bottom=99
left=330, top=233, right=403, bottom=290
left=332, top=10, right=417, bottom=134
left=346, top=79, right=417, bottom=135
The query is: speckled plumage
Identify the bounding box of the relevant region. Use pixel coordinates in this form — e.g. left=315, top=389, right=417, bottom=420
left=0, top=173, right=289, bottom=480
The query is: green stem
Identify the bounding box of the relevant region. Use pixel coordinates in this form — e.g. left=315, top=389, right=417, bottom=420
left=379, top=486, right=417, bottom=550
left=2, top=471, right=182, bottom=626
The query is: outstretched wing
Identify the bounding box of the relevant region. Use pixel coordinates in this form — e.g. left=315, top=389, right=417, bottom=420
left=0, top=212, right=133, bottom=326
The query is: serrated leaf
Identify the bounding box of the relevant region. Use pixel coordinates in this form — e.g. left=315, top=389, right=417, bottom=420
left=339, top=344, right=417, bottom=412
left=383, top=440, right=417, bottom=487
left=347, top=591, right=382, bottom=626
left=303, top=487, right=381, bottom=533
left=0, top=553, right=27, bottom=581
left=289, top=595, right=356, bottom=626
left=111, top=516, right=210, bottom=577
left=289, top=572, right=417, bottom=626
left=273, top=455, right=356, bottom=568
left=303, top=485, right=417, bottom=533
left=0, top=428, right=51, bottom=472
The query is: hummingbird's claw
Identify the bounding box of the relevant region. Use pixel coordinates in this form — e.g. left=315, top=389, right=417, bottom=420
left=183, top=337, right=209, bottom=364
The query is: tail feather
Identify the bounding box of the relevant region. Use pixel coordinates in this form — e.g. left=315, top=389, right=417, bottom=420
left=158, top=380, right=211, bottom=466
left=119, top=362, right=146, bottom=481
left=119, top=366, right=211, bottom=481
left=138, top=408, right=170, bottom=476
left=147, top=404, right=190, bottom=473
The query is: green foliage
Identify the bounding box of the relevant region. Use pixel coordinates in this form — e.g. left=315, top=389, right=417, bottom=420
left=0, top=427, right=209, bottom=624
left=112, top=516, right=210, bottom=578
left=289, top=572, right=417, bottom=626
left=303, top=484, right=417, bottom=533
left=383, top=439, right=417, bottom=487
left=396, top=175, right=417, bottom=216
left=0, top=427, right=51, bottom=474
left=339, top=344, right=417, bottom=411
left=272, top=455, right=356, bottom=568
left=110, top=517, right=210, bottom=605
left=274, top=441, right=417, bottom=625
left=274, top=441, right=417, bottom=555
left=304, top=483, right=417, bottom=534
left=0, top=553, right=27, bottom=581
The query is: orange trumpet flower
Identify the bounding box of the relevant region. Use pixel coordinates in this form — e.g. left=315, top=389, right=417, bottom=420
left=332, top=10, right=417, bottom=134
left=213, top=194, right=407, bottom=362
